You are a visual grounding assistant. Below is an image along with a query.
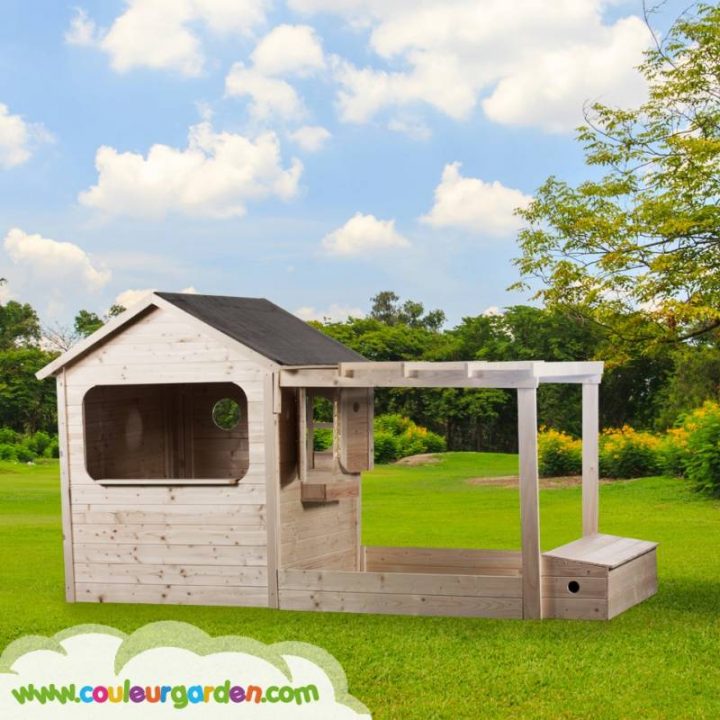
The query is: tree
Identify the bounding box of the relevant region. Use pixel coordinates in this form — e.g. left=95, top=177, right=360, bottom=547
left=369, top=291, right=446, bottom=331
left=513, top=3, right=720, bottom=356
left=0, top=347, right=57, bottom=432
left=74, top=309, right=104, bottom=337
left=73, top=304, right=127, bottom=339
left=0, top=301, right=41, bottom=349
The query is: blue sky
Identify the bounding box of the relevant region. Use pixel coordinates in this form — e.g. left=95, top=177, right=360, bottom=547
left=0, top=0, right=684, bottom=328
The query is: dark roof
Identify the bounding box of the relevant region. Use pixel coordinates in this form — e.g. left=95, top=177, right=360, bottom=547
left=155, top=292, right=366, bottom=366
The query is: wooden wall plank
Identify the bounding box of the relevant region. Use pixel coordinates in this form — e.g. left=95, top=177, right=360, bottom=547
left=76, top=582, right=268, bottom=607
left=278, top=589, right=522, bottom=618
left=542, top=596, right=608, bottom=620
left=73, top=524, right=267, bottom=546
left=279, top=569, right=521, bottom=597
left=74, top=543, right=267, bottom=566
left=542, top=556, right=608, bottom=578
left=542, top=576, right=607, bottom=600
left=71, top=504, right=265, bottom=527
left=70, top=484, right=265, bottom=505
left=365, top=546, right=522, bottom=574
left=608, top=549, right=658, bottom=618
left=75, top=562, right=267, bottom=587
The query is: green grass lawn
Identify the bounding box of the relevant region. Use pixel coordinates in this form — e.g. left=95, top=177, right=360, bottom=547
left=2, top=453, right=720, bottom=718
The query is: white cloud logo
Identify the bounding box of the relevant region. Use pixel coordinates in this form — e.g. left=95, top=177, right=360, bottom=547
left=0, top=621, right=371, bottom=718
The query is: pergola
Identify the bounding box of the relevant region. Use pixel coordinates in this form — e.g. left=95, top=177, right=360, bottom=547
left=279, top=360, right=604, bottom=619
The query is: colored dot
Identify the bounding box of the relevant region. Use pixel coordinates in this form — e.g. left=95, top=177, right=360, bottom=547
left=75, top=698, right=80, bottom=703
left=261, top=697, right=267, bottom=703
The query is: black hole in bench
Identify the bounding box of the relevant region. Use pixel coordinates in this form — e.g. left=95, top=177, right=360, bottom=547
left=568, top=580, right=580, bottom=594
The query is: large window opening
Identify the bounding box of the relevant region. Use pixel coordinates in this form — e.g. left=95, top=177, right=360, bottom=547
left=83, top=382, right=249, bottom=484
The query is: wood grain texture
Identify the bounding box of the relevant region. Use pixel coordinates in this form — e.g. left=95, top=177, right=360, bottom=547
left=544, top=534, right=658, bottom=569
left=279, top=569, right=522, bottom=597
left=57, top=370, right=76, bottom=602
left=517, top=387, right=542, bottom=619
left=582, top=382, right=600, bottom=536
left=608, top=549, right=658, bottom=618
left=264, top=371, right=280, bottom=608
left=76, top=582, right=268, bottom=607
left=75, top=562, right=267, bottom=587
left=59, top=304, right=275, bottom=610
left=365, top=546, right=522, bottom=576
left=278, top=589, right=522, bottom=618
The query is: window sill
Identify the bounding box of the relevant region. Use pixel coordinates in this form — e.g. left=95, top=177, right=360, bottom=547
left=96, top=478, right=241, bottom=486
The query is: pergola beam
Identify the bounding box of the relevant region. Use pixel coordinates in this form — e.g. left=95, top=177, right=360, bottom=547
left=279, top=360, right=603, bottom=389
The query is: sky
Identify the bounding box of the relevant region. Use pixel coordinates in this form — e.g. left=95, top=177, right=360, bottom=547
left=0, top=0, right=686, bottom=329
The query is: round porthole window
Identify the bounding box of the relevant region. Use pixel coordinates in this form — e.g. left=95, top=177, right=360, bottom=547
left=212, top=398, right=242, bottom=431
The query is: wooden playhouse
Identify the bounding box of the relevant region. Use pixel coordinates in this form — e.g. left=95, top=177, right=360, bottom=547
left=37, top=292, right=658, bottom=620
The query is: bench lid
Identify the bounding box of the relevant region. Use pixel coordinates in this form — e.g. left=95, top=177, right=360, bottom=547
left=544, top=533, right=657, bottom=569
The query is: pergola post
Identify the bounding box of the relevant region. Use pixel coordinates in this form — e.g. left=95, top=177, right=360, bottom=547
left=582, top=382, right=600, bottom=536
left=517, top=387, right=542, bottom=619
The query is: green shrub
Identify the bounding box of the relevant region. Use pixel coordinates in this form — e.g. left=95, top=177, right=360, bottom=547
left=657, top=427, right=690, bottom=477
left=25, top=430, right=53, bottom=456
left=374, top=431, right=400, bottom=464
left=372, top=414, right=446, bottom=464
left=599, top=426, right=661, bottom=478
left=0, top=443, right=17, bottom=461
left=44, top=436, right=60, bottom=459
left=374, top=414, right=412, bottom=436
left=679, top=402, right=720, bottom=496
left=0, top=428, right=20, bottom=445
left=538, top=428, right=582, bottom=477
left=14, top=442, right=36, bottom=463
left=313, top=428, right=333, bottom=451
left=0, top=426, right=59, bottom=463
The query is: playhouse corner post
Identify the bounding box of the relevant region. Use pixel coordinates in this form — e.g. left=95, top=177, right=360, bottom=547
left=264, top=371, right=280, bottom=609
left=57, top=369, right=76, bottom=603
left=582, top=382, right=600, bottom=537
left=517, top=387, right=542, bottom=620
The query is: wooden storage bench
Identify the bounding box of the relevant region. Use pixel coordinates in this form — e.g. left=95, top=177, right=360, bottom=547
left=542, top=534, right=658, bottom=620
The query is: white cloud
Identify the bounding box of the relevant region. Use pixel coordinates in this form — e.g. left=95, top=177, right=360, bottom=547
left=225, top=25, right=325, bottom=121
left=3, top=228, right=110, bottom=291
left=225, top=64, right=305, bottom=120
left=295, top=303, right=365, bottom=322
left=64, top=7, right=99, bottom=46
left=482, top=305, right=503, bottom=317
left=0, top=103, right=51, bottom=169
left=115, top=285, right=197, bottom=308
left=289, top=125, right=331, bottom=152
left=252, top=24, right=325, bottom=77
left=114, top=288, right=154, bottom=308
left=421, top=162, right=531, bottom=236
left=79, top=120, right=302, bottom=219
left=297, top=0, right=651, bottom=132
left=72, top=0, right=269, bottom=76
left=322, top=212, right=410, bottom=256
left=482, top=16, right=649, bottom=132
left=387, top=116, right=431, bottom=140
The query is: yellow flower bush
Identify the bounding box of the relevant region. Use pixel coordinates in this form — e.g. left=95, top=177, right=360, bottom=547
left=599, top=426, right=661, bottom=478
left=672, top=401, right=720, bottom=495
left=538, top=428, right=582, bottom=477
